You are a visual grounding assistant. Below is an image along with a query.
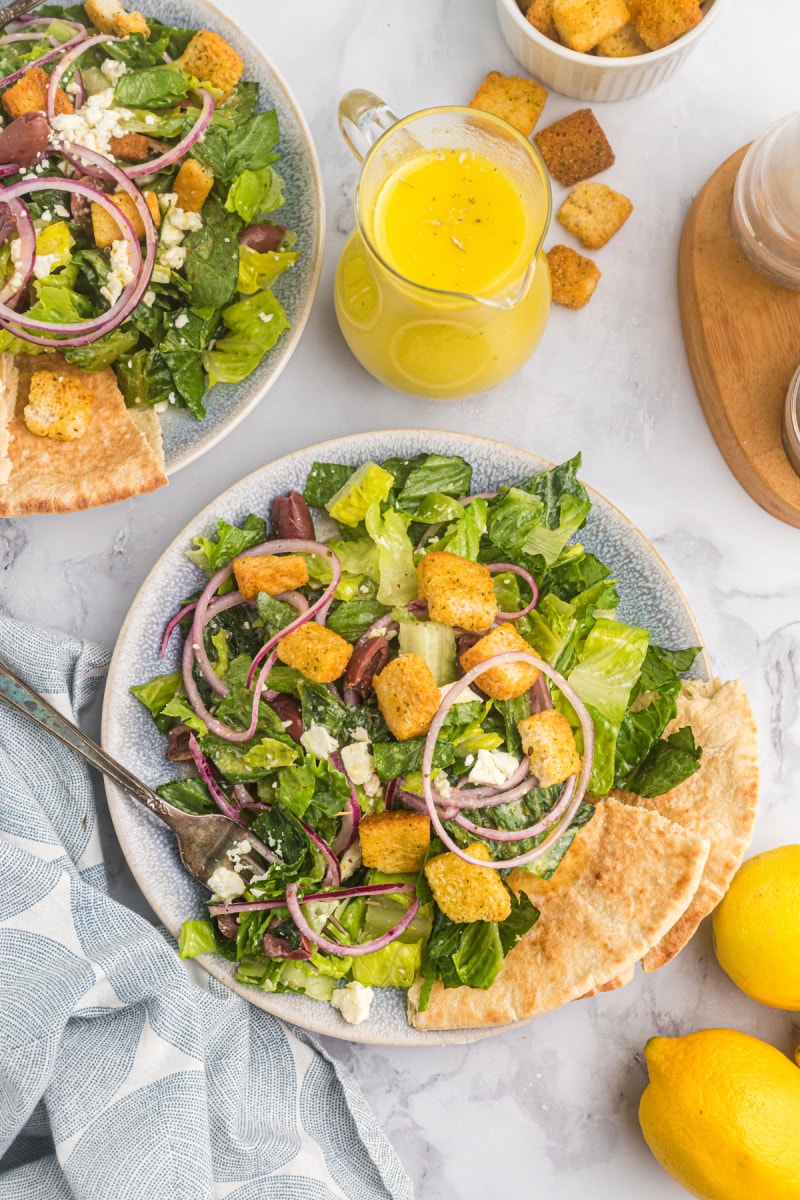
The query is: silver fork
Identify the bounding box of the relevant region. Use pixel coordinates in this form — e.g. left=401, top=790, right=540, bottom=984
left=0, top=0, right=47, bottom=30
left=0, top=659, right=275, bottom=889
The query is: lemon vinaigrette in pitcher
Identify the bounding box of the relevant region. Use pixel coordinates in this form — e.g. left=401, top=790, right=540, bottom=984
left=335, top=92, right=552, bottom=400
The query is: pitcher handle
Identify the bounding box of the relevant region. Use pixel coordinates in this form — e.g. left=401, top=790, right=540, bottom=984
left=338, top=89, right=400, bottom=162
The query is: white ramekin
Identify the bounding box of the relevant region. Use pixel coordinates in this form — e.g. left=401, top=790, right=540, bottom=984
left=496, top=0, right=730, bottom=102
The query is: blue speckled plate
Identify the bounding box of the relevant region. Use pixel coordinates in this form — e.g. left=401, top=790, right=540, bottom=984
left=102, top=431, right=709, bottom=1045
left=136, top=0, right=324, bottom=473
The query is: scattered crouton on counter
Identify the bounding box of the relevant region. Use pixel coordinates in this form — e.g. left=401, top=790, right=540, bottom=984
left=23, top=372, right=93, bottom=442
left=359, top=810, right=431, bottom=874
left=173, top=159, right=215, bottom=214
left=459, top=622, right=541, bottom=700
left=469, top=70, right=548, bottom=137
left=178, top=29, right=244, bottom=101
left=547, top=244, right=601, bottom=309
left=557, top=181, right=633, bottom=249
left=535, top=108, right=615, bottom=187
left=373, top=653, right=441, bottom=741
left=276, top=622, right=352, bottom=683
left=628, top=0, right=702, bottom=49
left=84, top=0, right=149, bottom=37
left=231, top=553, right=309, bottom=599
left=552, top=0, right=630, bottom=53
left=425, top=842, right=511, bottom=924
left=1, top=66, right=72, bottom=118
left=518, top=709, right=582, bottom=787
left=416, top=551, right=498, bottom=633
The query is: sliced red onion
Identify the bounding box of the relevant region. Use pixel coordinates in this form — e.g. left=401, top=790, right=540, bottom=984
left=421, top=650, right=594, bottom=870
left=300, top=820, right=341, bottom=887
left=209, top=881, right=414, bottom=917
left=454, top=775, right=577, bottom=842
left=180, top=633, right=274, bottom=742
left=187, top=733, right=244, bottom=826
left=0, top=198, right=35, bottom=308
left=45, top=32, right=117, bottom=121
left=529, top=673, right=552, bottom=714
left=488, top=562, right=539, bottom=619
left=276, top=590, right=309, bottom=615
left=0, top=26, right=86, bottom=90
left=286, top=882, right=419, bottom=958
left=329, top=755, right=360, bottom=856
left=161, top=601, right=198, bottom=658
left=384, top=779, right=397, bottom=810
left=70, top=66, right=85, bottom=109
left=124, top=89, right=214, bottom=178
left=353, top=613, right=399, bottom=652
left=0, top=32, right=58, bottom=44
left=262, top=926, right=313, bottom=960
left=450, top=755, right=530, bottom=802
left=396, top=787, right=458, bottom=822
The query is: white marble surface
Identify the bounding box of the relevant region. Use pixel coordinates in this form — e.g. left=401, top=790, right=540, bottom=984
left=4, top=1, right=800, bottom=1196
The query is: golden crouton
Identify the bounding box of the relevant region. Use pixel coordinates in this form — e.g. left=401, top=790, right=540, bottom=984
left=173, top=158, right=214, bottom=214
left=547, top=244, right=601, bottom=309
left=359, top=810, right=431, bottom=873
left=23, top=372, right=93, bottom=441
left=1, top=67, right=72, bottom=119
left=276, top=622, right=352, bottom=683
left=425, top=841, right=511, bottom=924
left=84, top=0, right=149, bottom=36
left=628, top=0, right=701, bottom=49
left=518, top=709, right=582, bottom=787
left=557, top=181, right=633, bottom=249
left=552, top=0, right=630, bottom=52
left=535, top=108, right=615, bottom=187
left=416, top=551, right=497, bottom=634
left=459, top=622, right=540, bottom=700
left=373, top=654, right=441, bottom=741
left=178, top=30, right=244, bottom=101
left=232, top=553, right=309, bottom=600
left=469, top=70, right=548, bottom=138
left=526, top=0, right=560, bottom=41
left=109, top=133, right=151, bottom=163
left=91, top=191, right=160, bottom=249
left=595, top=20, right=649, bottom=54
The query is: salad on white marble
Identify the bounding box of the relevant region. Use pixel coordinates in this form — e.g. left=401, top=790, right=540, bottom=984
left=130, top=451, right=703, bottom=1024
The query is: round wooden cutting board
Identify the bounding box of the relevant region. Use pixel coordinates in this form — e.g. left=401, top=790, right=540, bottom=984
left=678, top=145, right=800, bottom=528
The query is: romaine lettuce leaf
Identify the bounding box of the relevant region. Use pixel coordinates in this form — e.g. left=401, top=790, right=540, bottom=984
left=395, top=453, right=472, bottom=508
left=624, top=726, right=702, bottom=798
left=303, top=462, right=355, bottom=508
left=114, top=65, right=192, bottom=108
left=326, top=462, right=394, bottom=527
left=203, top=287, right=290, bottom=386
left=200, top=735, right=297, bottom=783
left=129, top=670, right=182, bottom=718
left=372, top=738, right=455, bottom=782
left=184, top=196, right=241, bottom=310
left=398, top=618, right=456, bottom=685
left=326, top=597, right=391, bottom=643
left=436, top=497, right=487, bottom=561
left=178, top=919, right=237, bottom=961
left=185, top=513, right=266, bottom=574
left=364, top=502, right=417, bottom=605
left=352, top=940, right=422, bottom=988
left=156, top=779, right=217, bottom=815
left=237, top=244, right=300, bottom=294
left=225, top=166, right=284, bottom=224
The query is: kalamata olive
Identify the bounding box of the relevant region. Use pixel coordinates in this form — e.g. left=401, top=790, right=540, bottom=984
left=166, top=725, right=194, bottom=762
left=344, top=636, right=390, bottom=698
left=271, top=490, right=314, bottom=540
left=268, top=695, right=303, bottom=743
left=0, top=203, right=15, bottom=249
left=216, top=914, right=239, bottom=941
left=262, top=931, right=312, bottom=959
left=70, top=175, right=102, bottom=234
left=457, top=632, right=481, bottom=657
left=239, top=222, right=287, bottom=253
left=0, top=113, right=49, bottom=168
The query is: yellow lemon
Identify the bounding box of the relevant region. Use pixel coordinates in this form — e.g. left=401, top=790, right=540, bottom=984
left=639, top=1029, right=800, bottom=1200
left=712, top=844, right=800, bottom=1009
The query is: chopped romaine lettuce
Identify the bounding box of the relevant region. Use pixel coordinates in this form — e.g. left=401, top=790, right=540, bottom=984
left=326, top=462, right=394, bottom=527
left=398, top=618, right=456, bottom=685
left=364, top=502, right=417, bottom=605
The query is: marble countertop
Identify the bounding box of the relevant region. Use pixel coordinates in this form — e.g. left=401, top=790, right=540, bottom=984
left=4, top=0, right=800, bottom=1195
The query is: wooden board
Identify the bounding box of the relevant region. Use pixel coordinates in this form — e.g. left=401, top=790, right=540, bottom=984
left=678, top=144, right=800, bottom=528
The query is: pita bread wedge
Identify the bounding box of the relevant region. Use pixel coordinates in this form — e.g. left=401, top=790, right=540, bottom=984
left=0, top=353, right=18, bottom=486
left=0, top=353, right=167, bottom=516
left=612, top=677, right=759, bottom=972
left=407, top=798, right=710, bottom=1032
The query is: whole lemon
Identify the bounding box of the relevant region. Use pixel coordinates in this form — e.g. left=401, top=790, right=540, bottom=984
left=639, top=1029, right=800, bottom=1200
left=712, top=844, right=800, bottom=1009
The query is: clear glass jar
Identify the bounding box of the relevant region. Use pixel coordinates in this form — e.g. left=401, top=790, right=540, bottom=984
left=730, top=112, right=800, bottom=290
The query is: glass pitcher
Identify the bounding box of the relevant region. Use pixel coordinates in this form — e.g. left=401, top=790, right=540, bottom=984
left=334, top=91, right=552, bottom=401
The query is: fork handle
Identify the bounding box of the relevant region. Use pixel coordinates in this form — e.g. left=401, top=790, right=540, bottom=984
left=0, top=0, right=46, bottom=28
left=0, top=659, right=182, bottom=831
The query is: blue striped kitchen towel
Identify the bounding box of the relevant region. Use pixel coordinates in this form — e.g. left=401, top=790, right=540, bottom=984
left=0, top=615, right=412, bottom=1200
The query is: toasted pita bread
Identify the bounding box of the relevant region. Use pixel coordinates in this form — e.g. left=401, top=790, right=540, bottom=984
left=0, top=353, right=167, bottom=515
left=407, top=798, right=710, bottom=1031
left=0, top=353, right=18, bottom=486
left=612, top=677, right=759, bottom=971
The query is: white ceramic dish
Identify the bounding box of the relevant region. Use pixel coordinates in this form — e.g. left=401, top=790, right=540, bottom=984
left=102, top=430, right=709, bottom=1046
left=132, top=0, right=325, bottom=473
left=496, top=0, right=731, bottom=102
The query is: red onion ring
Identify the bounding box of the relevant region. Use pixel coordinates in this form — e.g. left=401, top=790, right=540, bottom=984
left=449, top=755, right=531, bottom=802
left=529, top=673, right=552, bottom=714
left=0, top=198, right=35, bottom=308
left=0, top=26, right=85, bottom=89
left=209, top=881, right=414, bottom=917
left=300, top=820, right=341, bottom=886
left=0, top=32, right=58, bottom=44
left=187, top=733, right=244, bottom=826
left=421, top=650, right=594, bottom=870
left=161, top=601, right=198, bottom=658
left=454, top=775, right=577, bottom=842
left=353, top=612, right=398, bottom=652
left=124, top=89, right=214, bottom=178
left=286, top=882, right=420, bottom=958
left=276, top=590, right=309, bottom=615
left=488, top=562, right=539, bottom=619
left=45, top=31, right=117, bottom=120
left=329, top=752, right=361, bottom=855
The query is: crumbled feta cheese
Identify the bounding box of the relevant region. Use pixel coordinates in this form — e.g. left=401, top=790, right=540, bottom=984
left=50, top=87, right=134, bottom=159
left=351, top=726, right=370, bottom=743
left=101, top=239, right=134, bottom=305
left=32, top=253, right=58, bottom=280
left=468, top=749, right=520, bottom=789
left=159, top=245, right=187, bottom=270
left=339, top=842, right=362, bottom=882
left=174, top=313, right=189, bottom=329
left=145, top=113, right=156, bottom=126
left=206, top=867, right=246, bottom=902
left=439, top=683, right=484, bottom=705
left=143, top=289, right=156, bottom=307
left=100, top=57, right=129, bottom=83
left=258, top=312, right=273, bottom=323
left=6, top=238, right=25, bottom=294
left=39, top=210, right=52, bottom=224
left=300, top=723, right=339, bottom=760
left=341, top=739, right=382, bottom=797
left=65, top=80, right=81, bottom=95
left=54, top=204, right=70, bottom=219
left=330, top=981, right=374, bottom=1025
left=433, top=773, right=452, bottom=801
left=153, top=401, right=168, bottom=413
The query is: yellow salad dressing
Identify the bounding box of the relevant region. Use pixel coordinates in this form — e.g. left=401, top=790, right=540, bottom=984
left=335, top=145, right=551, bottom=399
